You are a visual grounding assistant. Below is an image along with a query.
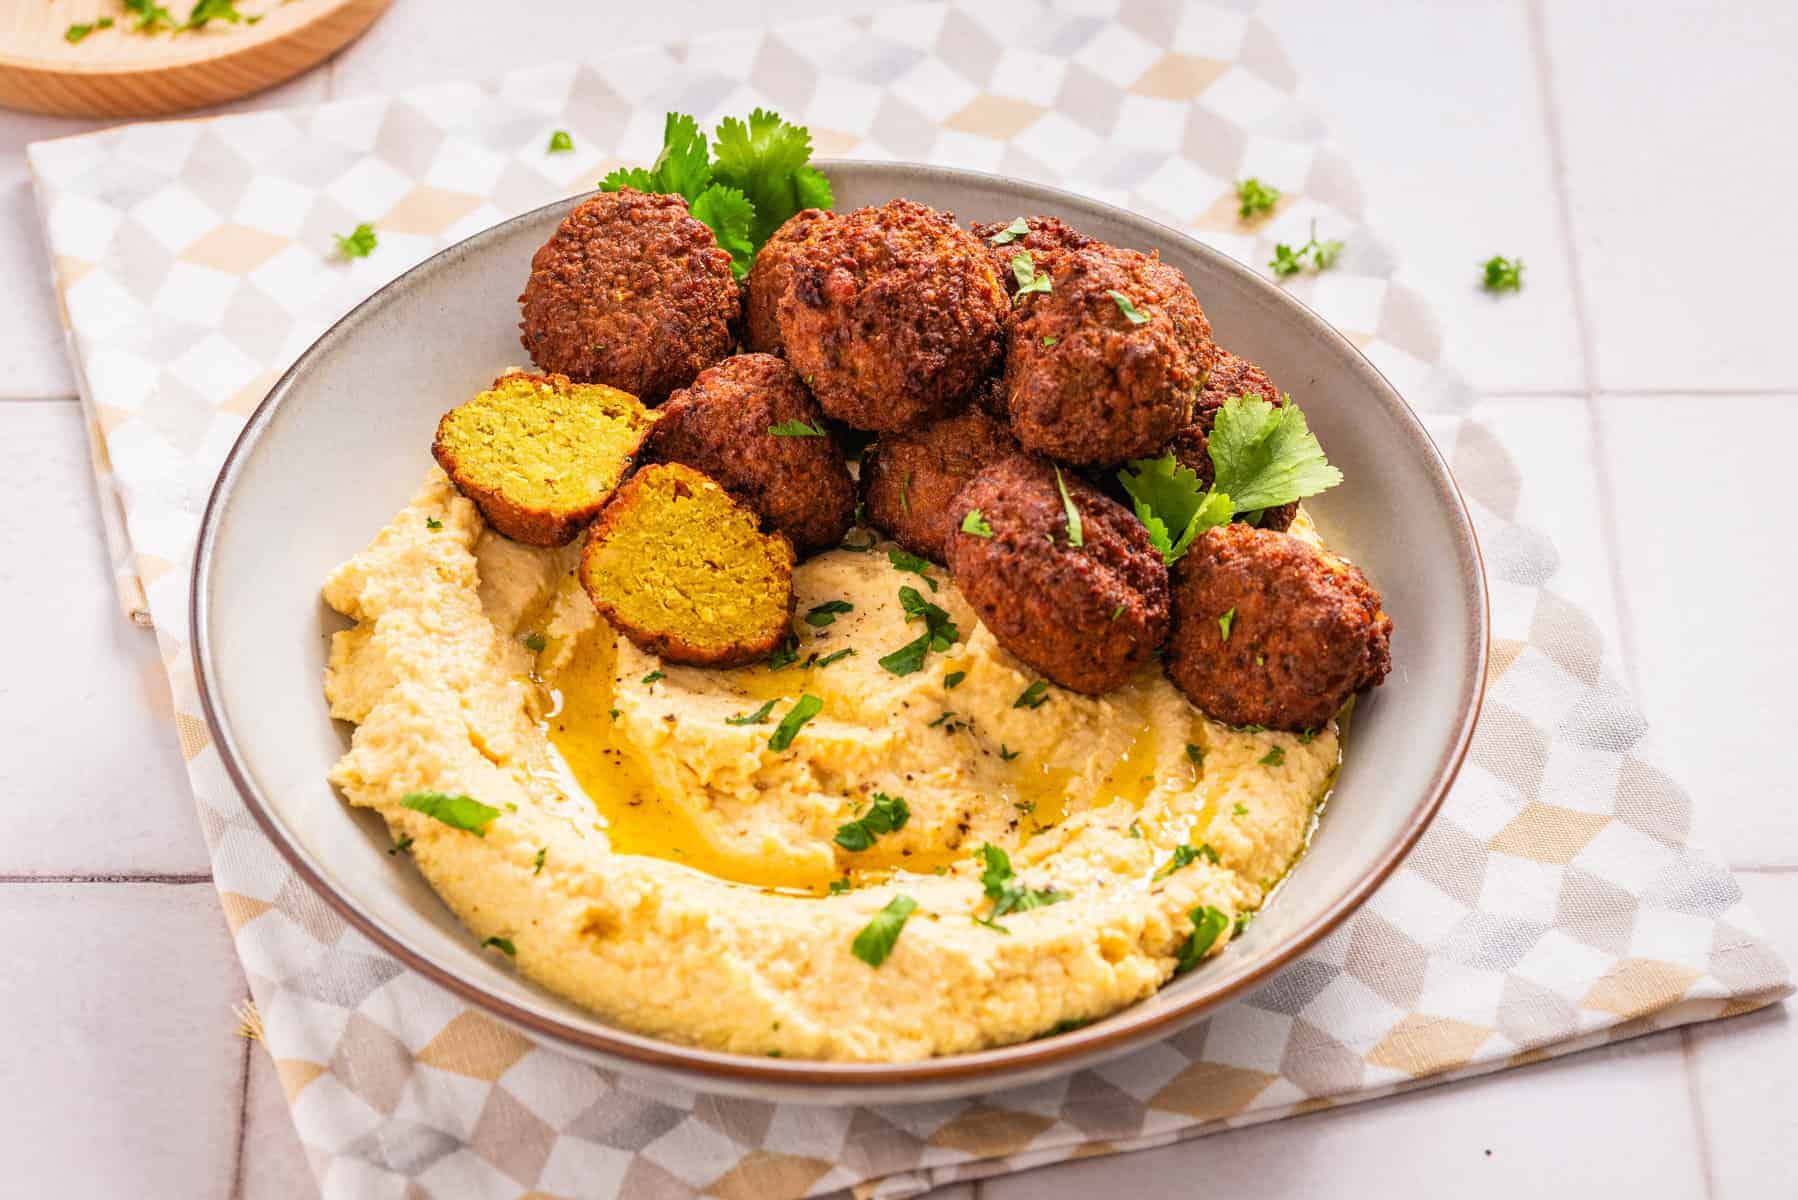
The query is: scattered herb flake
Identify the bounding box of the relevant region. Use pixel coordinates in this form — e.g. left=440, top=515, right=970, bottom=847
left=974, top=843, right=1068, bottom=931
left=401, top=791, right=501, bottom=836
left=123, top=0, right=177, bottom=32
left=804, top=599, right=853, bottom=627
left=65, top=17, right=114, bottom=42
left=1154, top=843, right=1219, bottom=880
left=333, top=223, right=377, bottom=259
left=944, top=670, right=966, bottom=690
left=1107, top=289, right=1150, bottom=324
left=834, top=793, right=910, bottom=851
left=547, top=129, right=574, bottom=153
left=1053, top=465, right=1084, bottom=547
left=767, top=640, right=800, bottom=670
left=482, top=936, right=516, bottom=956
left=1218, top=607, right=1236, bottom=641
left=989, top=216, right=1030, bottom=245
left=1298, top=729, right=1316, bottom=744
left=532, top=848, right=546, bottom=875
left=425, top=516, right=443, bottom=530
left=387, top=834, right=413, bottom=857
left=1127, top=821, right=1143, bottom=839
left=999, top=744, right=1020, bottom=762
left=928, top=710, right=956, bottom=728
left=1175, top=905, right=1231, bottom=972
left=770, top=418, right=827, bottom=437
left=828, top=877, right=853, bottom=895
left=815, top=647, right=856, bottom=668
left=851, top=895, right=918, bottom=966
left=724, top=699, right=777, bottom=726
left=1185, top=743, right=1203, bottom=765
left=1481, top=255, right=1524, bottom=293
left=1269, top=220, right=1343, bottom=278
left=960, top=508, right=994, bottom=538
left=1235, top=176, right=1281, bottom=219
left=522, top=632, right=546, bottom=653
left=887, top=548, right=938, bottom=591
left=1010, top=250, right=1052, bottom=300
left=1259, top=746, right=1286, bottom=767
left=1040, top=335, right=1059, bottom=347
left=768, top=694, right=822, bottom=751
left=1233, top=803, right=1249, bottom=816
left=1014, top=680, right=1049, bottom=709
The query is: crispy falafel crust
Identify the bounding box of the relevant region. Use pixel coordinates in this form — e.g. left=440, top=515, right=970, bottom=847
left=777, top=198, right=1008, bottom=433
left=862, top=405, right=1021, bottom=562
left=1166, top=523, right=1392, bottom=731
left=431, top=371, right=652, bottom=546
left=1005, top=245, right=1216, bottom=466
left=579, top=463, right=796, bottom=667
left=946, top=455, right=1170, bottom=694
left=742, top=208, right=832, bottom=356
left=643, top=353, right=856, bottom=557
left=518, top=189, right=739, bottom=404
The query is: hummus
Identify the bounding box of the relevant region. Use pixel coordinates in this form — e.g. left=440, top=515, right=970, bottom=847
left=323, top=471, right=1341, bottom=1061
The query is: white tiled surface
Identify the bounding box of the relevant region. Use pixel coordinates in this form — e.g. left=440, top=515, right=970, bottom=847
left=3, top=1, right=1792, bottom=1197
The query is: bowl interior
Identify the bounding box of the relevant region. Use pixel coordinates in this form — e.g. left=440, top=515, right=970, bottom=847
left=196, top=162, right=1485, bottom=1104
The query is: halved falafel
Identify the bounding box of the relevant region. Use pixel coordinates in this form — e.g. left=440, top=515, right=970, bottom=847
left=518, top=189, right=739, bottom=404
left=970, top=215, right=1095, bottom=295
left=1004, top=245, right=1216, bottom=466
left=945, top=455, right=1170, bottom=694
left=742, top=208, right=832, bottom=356
left=642, top=353, right=856, bottom=557
left=861, top=405, right=1021, bottom=562
left=777, top=198, right=1008, bottom=432
left=431, top=371, right=653, bottom=546
left=579, top=463, right=796, bottom=667
left=1165, top=523, right=1391, bottom=731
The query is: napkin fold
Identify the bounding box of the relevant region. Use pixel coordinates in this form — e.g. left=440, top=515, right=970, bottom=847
left=29, top=2, right=1789, bottom=1196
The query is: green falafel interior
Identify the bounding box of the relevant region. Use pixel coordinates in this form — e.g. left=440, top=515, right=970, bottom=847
left=1119, top=394, right=1341, bottom=564
left=600, top=109, right=834, bottom=279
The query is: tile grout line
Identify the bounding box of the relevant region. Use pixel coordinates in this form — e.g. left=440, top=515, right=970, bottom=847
left=1679, top=1027, right=1722, bottom=1198
left=230, top=1034, right=253, bottom=1199
left=1524, top=0, right=1644, bottom=701
left=0, top=872, right=213, bottom=884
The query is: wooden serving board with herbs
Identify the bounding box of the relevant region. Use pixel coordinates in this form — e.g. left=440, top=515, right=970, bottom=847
left=0, top=0, right=389, bottom=118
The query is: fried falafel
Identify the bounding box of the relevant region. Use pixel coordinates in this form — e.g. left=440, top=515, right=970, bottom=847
left=742, top=208, right=832, bottom=356
left=777, top=198, right=1007, bottom=432
left=518, top=189, right=739, bottom=404
left=946, top=455, right=1170, bottom=694
left=970, top=214, right=1095, bottom=295
left=1165, top=523, right=1391, bottom=731
left=643, top=353, right=856, bottom=557
left=862, top=406, right=1021, bottom=561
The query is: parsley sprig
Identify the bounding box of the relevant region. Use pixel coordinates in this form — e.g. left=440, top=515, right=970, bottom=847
left=1269, top=220, right=1344, bottom=278
left=1235, top=177, right=1281, bottom=220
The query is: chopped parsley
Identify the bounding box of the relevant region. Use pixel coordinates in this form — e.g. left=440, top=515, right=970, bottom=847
left=804, top=599, right=853, bottom=627
left=547, top=130, right=574, bottom=153
left=1013, top=680, right=1050, bottom=709
left=639, top=670, right=665, bottom=685
left=974, top=843, right=1067, bottom=932
left=333, top=223, right=378, bottom=259
left=387, top=834, right=413, bottom=857
left=532, top=848, right=546, bottom=875
left=878, top=586, right=960, bottom=676
left=1110, top=604, right=1125, bottom=622
left=770, top=418, right=827, bottom=437
left=725, top=700, right=778, bottom=726
left=828, top=877, right=854, bottom=895
left=989, top=217, right=1030, bottom=245
left=1053, top=465, right=1084, bottom=547
left=887, top=548, right=938, bottom=592
left=401, top=791, right=501, bottom=837
left=928, top=710, right=956, bottom=728
left=1270, top=220, right=1344, bottom=278
left=1218, top=607, right=1236, bottom=640
left=768, top=694, right=822, bottom=751
left=1127, top=820, right=1143, bottom=839
left=1010, top=250, right=1052, bottom=300
left=1040, top=335, right=1059, bottom=348
left=834, top=793, right=910, bottom=851
left=482, top=936, right=516, bottom=956
left=65, top=17, right=114, bottom=41
left=123, top=0, right=177, bottom=31
left=425, top=516, right=443, bottom=530
left=1259, top=746, right=1286, bottom=767
left=899, top=472, right=911, bottom=516
left=522, top=632, right=547, bottom=653
left=1175, top=905, right=1231, bottom=972
left=767, top=640, right=800, bottom=670
left=1298, top=729, right=1316, bottom=744
left=815, top=647, right=856, bottom=668
left=1481, top=255, right=1524, bottom=293
left=1155, top=843, right=1220, bottom=880
left=944, top=670, right=966, bottom=689
left=960, top=509, right=994, bottom=538
left=1107, top=289, right=1150, bottom=324
left=999, top=744, right=1021, bottom=762
left=851, top=895, right=918, bottom=966
left=1185, top=743, right=1204, bottom=765
left=183, top=0, right=253, bottom=29
left=1235, top=177, right=1281, bottom=219
left=1233, top=803, right=1249, bottom=816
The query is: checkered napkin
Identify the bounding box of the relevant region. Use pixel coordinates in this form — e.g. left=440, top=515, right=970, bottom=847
left=29, top=3, right=1791, bottom=1196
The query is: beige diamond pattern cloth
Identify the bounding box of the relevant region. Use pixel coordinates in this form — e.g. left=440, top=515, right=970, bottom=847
left=28, top=2, right=1791, bottom=1197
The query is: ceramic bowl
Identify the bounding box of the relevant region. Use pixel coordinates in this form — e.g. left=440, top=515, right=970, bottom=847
left=193, top=162, right=1487, bottom=1104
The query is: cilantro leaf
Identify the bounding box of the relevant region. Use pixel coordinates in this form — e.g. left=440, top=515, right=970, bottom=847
left=804, top=599, right=853, bottom=627
left=333, top=224, right=377, bottom=259
left=1482, top=255, right=1524, bottom=292
left=533, top=848, right=546, bottom=875
left=599, top=165, right=658, bottom=192
left=770, top=418, right=826, bottom=437
left=123, top=0, right=177, bottom=31
left=1116, top=454, right=1231, bottom=564
left=1014, top=680, right=1049, bottom=709
left=689, top=184, right=756, bottom=279
left=944, top=670, right=966, bottom=689
left=1218, top=607, right=1236, bottom=640
left=183, top=0, right=249, bottom=30
left=65, top=17, right=113, bottom=41
left=1235, top=177, right=1280, bottom=219
left=1154, top=843, right=1219, bottom=880
left=1259, top=746, right=1286, bottom=767
left=1175, top=905, right=1231, bottom=972
left=1053, top=466, right=1083, bottom=546
left=725, top=700, right=778, bottom=726
left=989, top=217, right=1030, bottom=245
left=648, top=112, right=714, bottom=201
left=401, top=791, right=501, bottom=836
left=815, top=647, right=855, bottom=668
left=1207, top=395, right=1342, bottom=513
left=768, top=695, right=822, bottom=751
left=547, top=130, right=574, bottom=153
left=833, top=793, right=910, bottom=851
left=711, top=108, right=825, bottom=246
left=888, top=548, right=938, bottom=591
left=1010, top=250, right=1051, bottom=299
left=1107, top=289, right=1150, bottom=324
left=974, top=844, right=1068, bottom=931
left=483, top=936, right=516, bottom=956
left=960, top=509, right=994, bottom=538
left=879, top=587, right=959, bottom=676
left=877, top=634, right=931, bottom=676
left=640, top=670, right=665, bottom=684
left=851, top=895, right=918, bottom=966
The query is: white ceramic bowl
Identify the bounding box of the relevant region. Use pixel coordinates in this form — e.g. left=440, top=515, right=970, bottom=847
left=193, top=162, right=1487, bottom=1104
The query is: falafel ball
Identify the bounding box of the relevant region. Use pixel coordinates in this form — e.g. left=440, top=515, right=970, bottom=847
left=862, top=406, right=1021, bottom=561
left=642, top=353, right=856, bottom=557
left=742, top=208, right=832, bottom=355
left=970, top=214, right=1095, bottom=294
left=1165, top=348, right=1297, bottom=531
left=518, top=189, right=739, bottom=404
left=1004, top=245, right=1216, bottom=466
left=777, top=198, right=1008, bottom=433
left=1165, top=523, right=1392, bottom=731
left=946, top=455, right=1170, bottom=694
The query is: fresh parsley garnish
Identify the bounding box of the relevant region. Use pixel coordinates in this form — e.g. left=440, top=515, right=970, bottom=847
left=182, top=0, right=251, bottom=30
left=828, top=877, right=854, bottom=895
left=1127, top=820, right=1143, bottom=838
left=387, top=834, right=413, bottom=857
left=770, top=418, right=827, bottom=437
left=1010, top=250, right=1051, bottom=300
left=928, top=710, right=956, bottom=728
left=483, top=936, right=516, bottom=956
left=333, top=223, right=377, bottom=259
left=960, top=509, right=994, bottom=538
left=989, top=217, right=1030, bottom=245
left=944, top=670, right=966, bottom=689
left=123, top=0, right=177, bottom=31
left=1014, top=680, right=1049, bottom=709
left=851, top=895, right=918, bottom=966
left=974, top=844, right=1067, bottom=932
left=887, top=548, right=938, bottom=592
left=1155, top=843, right=1219, bottom=880
left=64, top=17, right=114, bottom=41
left=424, top=516, right=443, bottom=530
left=1107, top=289, right=1150, bottom=324
left=833, top=793, right=910, bottom=852
left=1218, top=607, right=1236, bottom=640
left=805, top=599, right=853, bottom=627
left=815, top=647, right=856, bottom=668
left=878, top=587, right=960, bottom=676
left=1040, top=335, right=1058, bottom=347
left=1185, top=744, right=1204, bottom=766
left=1053, top=465, right=1083, bottom=546
left=641, top=670, right=666, bottom=684
left=1270, top=220, right=1343, bottom=278
left=547, top=130, right=574, bottom=153
left=401, top=791, right=501, bottom=837
left=1175, top=905, right=1231, bottom=972
left=1481, top=255, right=1524, bottom=293
left=725, top=700, right=778, bottom=726
left=1233, top=803, right=1249, bottom=816
left=767, top=639, right=799, bottom=670
left=768, top=695, right=822, bottom=751
left=1298, top=729, right=1316, bottom=744
left=999, top=744, right=1020, bottom=761
left=1235, top=177, right=1281, bottom=219
left=1115, top=454, right=1229, bottom=565
left=532, top=848, right=546, bottom=875
left=1259, top=746, right=1286, bottom=767
left=522, top=632, right=547, bottom=653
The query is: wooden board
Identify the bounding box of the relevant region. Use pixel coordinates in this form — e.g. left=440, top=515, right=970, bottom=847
left=0, top=0, right=390, bottom=118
